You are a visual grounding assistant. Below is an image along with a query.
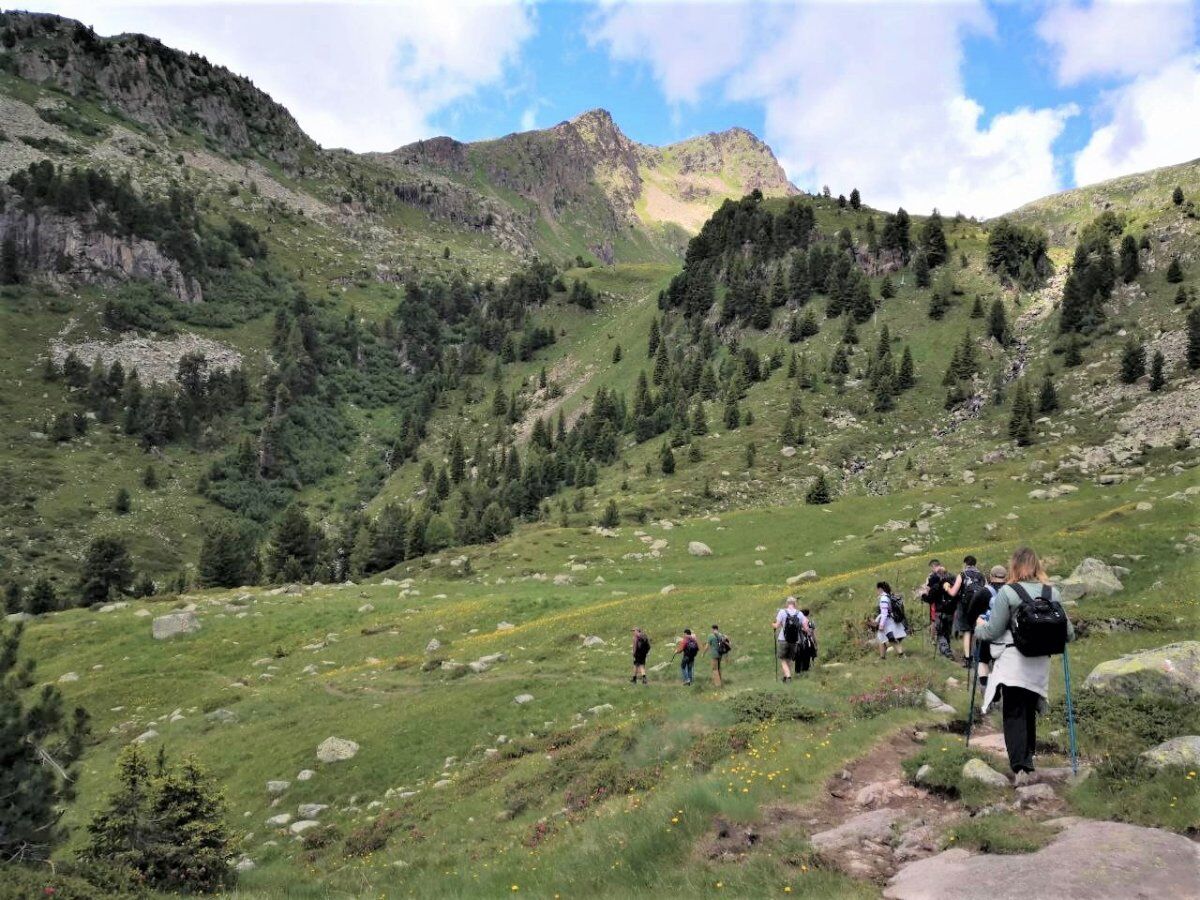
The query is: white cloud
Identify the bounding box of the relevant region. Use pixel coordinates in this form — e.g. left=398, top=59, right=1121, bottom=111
left=1074, top=52, right=1200, bottom=185
left=29, top=1, right=536, bottom=151
left=1037, top=0, right=1196, bottom=86
left=593, top=1, right=1074, bottom=216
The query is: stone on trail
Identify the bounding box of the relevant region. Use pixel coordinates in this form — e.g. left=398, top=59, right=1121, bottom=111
left=961, top=758, right=1008, bottom=788
left=923, top=690, right=955, bottom=714
left=1140, top=735, right=1200, bottom=770
left=1083, top=641, right=1200, bottom=702
left=687, top=541, right=713, bottom=557
left=514, top=693, right=534, bottom=704
left=1015, top=783, right=1058, bottom=807
left=810, top=808, right=908, bottom=853
left=358, top=603, right=375, bottom=613
left=883, top=820, right=1200, bottom=900
left=1059, top=557, right=1124, bottom=602
left=496, top=622, right=515, bottom=631
left=57, top=671, right=79, bottom=683
left=152, top=611, right=201, bottom=639
left=316, top=736, right=359, bottom=763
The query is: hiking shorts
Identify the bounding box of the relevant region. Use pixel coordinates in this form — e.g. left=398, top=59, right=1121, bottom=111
left=633, top=650, right=648, bottom=666
left=777, top=641, right=797, bottom=661
left=877, top=630, right=903, bottom=645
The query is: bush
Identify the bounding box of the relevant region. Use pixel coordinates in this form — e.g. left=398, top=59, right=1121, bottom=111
left=688, top=724, right=756, bottom=770
left=729, top=690, right=823, bottom=724
left=949, top=813, right=1054, bottom=854
left=849, top=673, right=928, bottom=718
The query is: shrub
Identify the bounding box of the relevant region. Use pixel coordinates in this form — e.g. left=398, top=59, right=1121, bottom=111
left=729, top=690, right=823, bottom=724
left=949, top=813, right=1054, bottom=854
left=849, top=673, right=928, bottom=718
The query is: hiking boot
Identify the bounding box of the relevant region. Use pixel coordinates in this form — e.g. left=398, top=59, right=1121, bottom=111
left=641, top=677, right=647, bottom=685
left=631, top=676, right=638, bottom=684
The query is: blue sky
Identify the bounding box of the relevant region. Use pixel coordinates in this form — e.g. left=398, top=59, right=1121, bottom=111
left=31, top=1, right=1200, bottom=216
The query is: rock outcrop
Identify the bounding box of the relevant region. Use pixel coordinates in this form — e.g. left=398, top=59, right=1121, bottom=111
left=1083, top=641, right=1200, bottom=702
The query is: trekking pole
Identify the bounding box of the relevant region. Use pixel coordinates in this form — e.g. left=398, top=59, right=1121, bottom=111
left=771, top=630, right=779, bottom=682
left=964, top=641, right=979, bottom=746
left=1063, top=647, right=1079, bottom=775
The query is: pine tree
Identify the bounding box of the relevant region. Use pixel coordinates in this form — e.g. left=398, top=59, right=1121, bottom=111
left=27, top=577, right=58, bottom=615
left=0, top=621, right=90, bottom=862
left=914, top=252, right=930, bottom=288
left=805, top=472, right=832, bottom=505
left=781, top=417, right=796, bottom=445
left=897, top=346, right=916, bottom=389
left=448, top=432, right=465, bottom=483
left=1064, top=335, right=1084, bottom=368
left=612, top=343, right=622, bottom=364
left=1037, top=373, right=1059, bottom=413
left=829, top=345, right=850, bottom=375
left=874, top=370, right=895, bottom=411
left=880, top=275, right=895, bottom=299
left=78, top=536, right=134, bottom=606
left=199, top=520, right=259, bottom=588
left=3, top=582, right=20, bottom=615
left=653, top=339, right=670, bottom=384
left=799, top=308, right=820, bottom=338
left=970, top=295, right=984, bottom=318
left=849, top=188, right=861, bottom=210
left=1008, top=381, right=1035, bottom=446
left=745, top=441, right=757, bottom=468
left=1166, top=256, right=1184, bottom=283
left=987, top=298, right=1009, bottom=345
left=266, top=505, right=320, bottom=582
left=647, top=317, right=660, bottom=357
left=841, top=316, right=859, bottom=345
left=690, top=402, right=708, bottom=436
left=142, top=464, right=159, bottom=489
left=491, top=384, right=507, bottom=418
left=787, top=350, right=798, bottom=378
left=1172, top=185, right=1185, bottom=205
left=0, top=235, right=21, bottom=285
left=919, top=210, right=948, bottom=268
left=1118, top=234, right=1140, bottom=283
left=660, top=442, right=675, bottom=475
left=927, top=288, right=950, bottom=320
left=1149, top=350, right=1166, bottom=392
left=1188, top=305, right=1200, bottom=370
left=113, top=487, right=131, bottom=514
left=751, top=285, right=772, bottom=329
left=600, top=499, right=619, bottom=528
left=1119, top=338, right=1146, bottom=384
left=724, top=397, right=741, bottom=430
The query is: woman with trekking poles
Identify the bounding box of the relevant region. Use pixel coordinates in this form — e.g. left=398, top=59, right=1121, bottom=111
left=974, top=546, right=1075, bottom=781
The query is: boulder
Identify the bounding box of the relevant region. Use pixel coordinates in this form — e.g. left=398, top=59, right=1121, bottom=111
left=786, top=570, right=818, bottom=585
left=266, top=781, right=290, bottom=794
left=961, top=758, right=1008, bottom=788
left=884, top=820, right=1200, bottom=900
left=587, top=704, right=613, bottom=716
left=923, top=690, right=955, bottom=714
left=1059, top=557, right=1123, bottom=601
left=514, top=693, right=534, bottom=704
left=205, top=708, right=237, bottom=725
left=425, top=638, right=442, bottom=653
left=289, top=820, right=320, bottom=835
left=1083, top=641, right=1200, bottom=702
left=316, top=736, right=359, bottom=763
left=5, top=612, right=34, bottom=623
left=582, top=635, right=606, bottom=647
left=266, top=814, right=292, bottom=827
left=660, top=584, right=677, bottom=595
left=357, top=603, right=375, bottom=613
left=1140, top=735, right=1200, bottom=770
left=235, top=857, right=256, bottom=872
left=152, top=611, right=200, bottom=639
left=297, top=803, right=328, bottom=818
left=687, top=541, right=713, bottom=557
left=810, top=808, right=908, bottom=853
left=780, top=445, right=797, bottom=457
left=496, top=622, right=515, bottom=631
left=296, top=769, right=315, bottom=781
left=134, top=729, right=159, bottom=744
left=1015, top=783, right=1059, bottom=807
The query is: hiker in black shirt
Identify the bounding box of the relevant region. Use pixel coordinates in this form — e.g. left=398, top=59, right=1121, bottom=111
left=921, top=559, right=956, bottom=659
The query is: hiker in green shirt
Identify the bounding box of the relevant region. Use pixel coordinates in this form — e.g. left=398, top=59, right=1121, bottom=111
left=707, top=624, right=728, bottom=687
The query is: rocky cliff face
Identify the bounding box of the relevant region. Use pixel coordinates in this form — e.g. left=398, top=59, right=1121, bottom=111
left=0, top=12, right=315, bottom=170
left=0, top=202, right=202, bottom=302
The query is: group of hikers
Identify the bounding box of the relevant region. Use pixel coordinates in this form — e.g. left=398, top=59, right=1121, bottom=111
left=630, top=546, right=1074, bottom=778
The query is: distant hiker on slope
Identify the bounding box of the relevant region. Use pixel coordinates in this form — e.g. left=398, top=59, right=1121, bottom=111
left=874, top=581, right=907, bottom=659
left=974, top=547, right=1074, bottom=780
left=797, top=607, right=818, bottom=671
left=707, top=624, right=730, bottom=687
left=771, top=597, right=809, bottom=683
left=671, top=628, right=699, bottom=685
left=946, top=555, right=988, bottom=668
left=631, top=627, right=650, bottom=685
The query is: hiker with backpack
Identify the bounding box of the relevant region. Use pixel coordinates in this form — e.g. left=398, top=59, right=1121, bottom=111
left=671, top=628, right=700, bottom=686
left=873, top=581, right=907, bottom=659
left=707, top=624, right=731, bottom=686
left=920, top=559, right=956, bottom=659
left=771, top=597, right=809, bottom=683
left=946, top=555, right=989, bottom=668
left=631, top=627, right=650, bottom=685
left=974, top=547, right=1074, bottom=779
left=797, top=607, right=818, bottom=671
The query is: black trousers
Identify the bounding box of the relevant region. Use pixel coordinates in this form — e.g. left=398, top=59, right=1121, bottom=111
left=934, top=614, right=954, bottom=657
left=1001, top=684, right=1039, bottom=773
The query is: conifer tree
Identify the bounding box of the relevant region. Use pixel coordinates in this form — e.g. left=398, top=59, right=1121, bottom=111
left=1118, top=234, right=1140, bottom=283
left=1008, top=381, right=1034, bottom=446
left=1037, top=373, right=1059, bottom=413
left=970, top=295, right=984, bottom=318
left=78, top=536, right=134, bottom=606
left=1188, top=305, right=1200, bottom=370
left=880, top=275, right=895, bottom=299
left=987, top=297, right=1009, bottom=345
left=653, top=339, right=670, bottom=384
left=874, top=371, right=896, bottom=411
left=0, top=621, right=90, bottom=862
left=1166, top=256, right=1184, bottom=283
left=266, top=505, right=320, bottom=582
left=1119, top=338, right=1146, bottom=384
left=647, top=317, right=660, bottom=357
left=1149, top=350, right=1166, bottom=392
left=751, top=285, right=772, bottom=329
left=723, top=397, right=741, bottom=430
left=659, top=442, right=675, bottom=475
left=27, top=577, right=58, bottom=615
left=612, top=344, right=622, bottom=364
left=914, top=252, right=930, bottom=288
left=781, top=417, right=796, bottom=445
left=788, top=251, right=811, bottom=303
left=745, top=441, right=757, bottom=468
left=142, top=464, right=159, bottom=489
left=1172, top=185, right=1185, bottom=205
left=690, top=402, right=708, bottom=436
left=199, top=520, right=259, bottom=588
left=897, top=346, right=916, bottom=389
left=448, top=432, right=465, bottom=483
left=805, top=472, right=832, bottom=505
left=1064, top=336, right=1084, bottom=368
left=842, top=316, right=859, bottom=345
left=600, top=499, right=620, bottom=528
left=4, top=582, right=20, bottom=615
left=113, top=487, right=131, bottom=514
left=849, top=188, right=861, bottom=210
left=787, top=350, right=798, bottom=378
left=799, top=308, right=820, bottom=338
left=829, top=345, right=850, bottom=375
left=919, top=210, right=948, bottom=268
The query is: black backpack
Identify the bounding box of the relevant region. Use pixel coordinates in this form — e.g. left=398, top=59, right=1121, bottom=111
left=964, top=583, right=993, bottom=623
left=717, top=634, right=731, bottom=657
left=783, top=612, right=802, bottom=643
left=1010, top=583, right=1069, bottom=657
left=636, top=635, right=650, bottom=656
left=683, top=636, right=699, bottom=660
left=889, top=593, right=908, bottom=627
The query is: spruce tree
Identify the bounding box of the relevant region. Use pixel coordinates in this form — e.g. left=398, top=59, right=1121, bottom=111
left=1188, top=305, right=1200, bottom=370
left=1172, top=185, right=1185, bottom=205
left=267, top=505, right=320, bottom=582
left=799, top=308, right=820, bottom=338
left=874, top=371, right=896, bottom=411
left=849, top=188, right=861, bottom=210
left=0, top=621, right=90, bottom=862
left=987, top=298, right=1009, bottom=345
left=1166, top=256, right=1184, bottom=283
left=1149, top=350, right=1166, bottom=392
left=4, top=582, right=20, bottom=615
left=1037, top=373, right=1059, bottom=413
left=880, top=275, right=895, bottom=299
left=611, top=344, right=622, bottom=364
left=690, top=402, right=708, bottom=436
left=114, top=487, right=131, bottom=514
left=919, top=210, right=948, bottom=268
left=448, top=432, right=465, bottom=483
left=914, top=252, right=930, bottom=288
left=805, top=473, right=832, bottom=505
left=787, top=314, right=802, bottom=343
left=744, top=441, right=756, bottom=468
left=842, top=316, right=859, bottom=345
left=970, top=295, right=984, bottom=318
left=1118, top=234, right=1140, bottom=283
left=829, top=345, right=850, bottom=375
left=897, top=346, right=916, bottom=389
left=751, top=286, right=772, bottom=329
left=78, top=536, right=134, bottom=606
left=600, top=499, right=620, bottom=528
left=198, top=520, right=259, bottom=588
left=1008, top=381, right=1035, bottom=446
left=660, top=442, right=675, bottom=475
left=781, top=417, right=796, bottom=445
left=648, top=317, right=660, bottom=357
left=1119, top=338, right=1146, bottom=384
left=724, top=398, right=741, bottom=430
left=1064, top=335, right=1084, bottom=368
left=787, top=350, right=798, bottom=378
left=27, top=577, right=58, bottom=615
left=142, top=464, right=159, bottom=489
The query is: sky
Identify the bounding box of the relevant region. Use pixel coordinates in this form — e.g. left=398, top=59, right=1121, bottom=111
left=26, top=0, right=1200, bottom=217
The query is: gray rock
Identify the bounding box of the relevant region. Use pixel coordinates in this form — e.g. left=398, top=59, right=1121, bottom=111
left=205, top=708, right=237, bottom=725
left=134, top=729, right=159, bottom=744
left=582, top=635, right=606, bottom=647
left=587, top=704, right=614, bottom=716
left=296, top=769, right=315, bottom=781
left=289, top=820, right=320, bottom=835
left=786, top=570, right=818, bottom=585
left=810, top=808, right=908, bottom=853
left=266, top=813, right=292, bottom=826
left=1015, top=783, right=1058, bottom=806
left=660, top=584, right=677, bottom=595
left=152, top=611, right=200, bottom=639
left=357, top=603, right=375, bottom=613
left=914, top=764, right=933, bottom=785
left=57, top=671, right=79, bottom=683
left=923, top=690, right=955, bottom=714
left=266, top=780, right=290, bottom=794
left=961, top=758, right=1009, bottom=788
left=1084, top=641, right=1200, bottom=702
left=884, top=820, right=1200, bottom=900
left=5, top=612, right=34, bottom=623
left=297, top=803, right=328, bottom=818
left=687, top=541, right=713, bottom=557
left=1140, top=735, right=1200, bottom=770
left=235, top=857, right=256, bottom=872
left=315, top=736, right=359, bottom=763
left=514, top=693, right=534, bottom=704
left=425, top=638, right=442, bottom=653
left=1059, top=557, right=1123, bottom=601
